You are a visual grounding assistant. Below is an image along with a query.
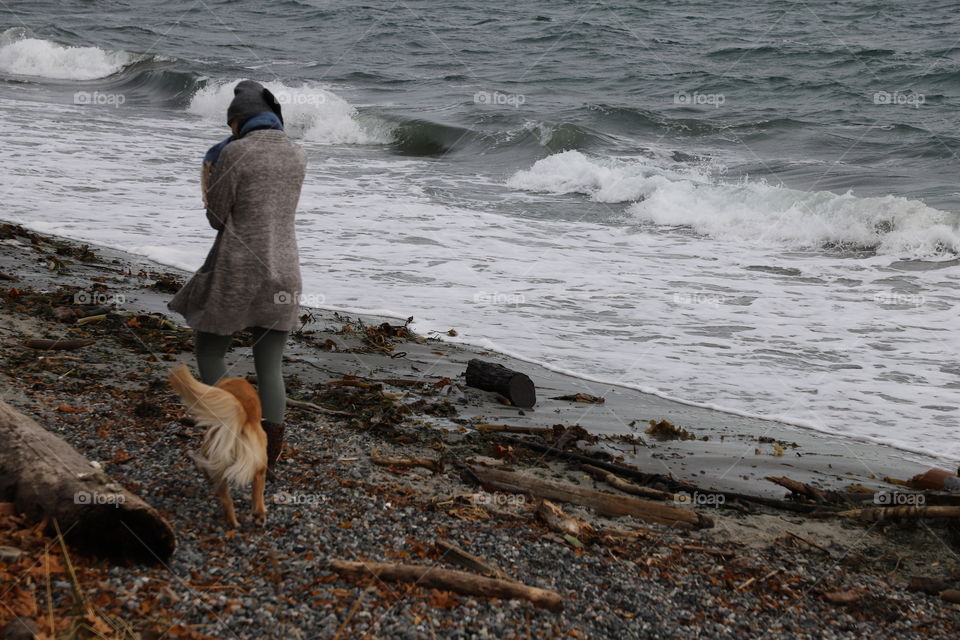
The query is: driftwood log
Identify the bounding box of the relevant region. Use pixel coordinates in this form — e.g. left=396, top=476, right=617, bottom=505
left=0, top=399, right=176, bottom=563
left=464, top=359, right=536, bottom=408
left=331, top=560, right=563, bottom=612
left=468, top=466, right=712, bottom=529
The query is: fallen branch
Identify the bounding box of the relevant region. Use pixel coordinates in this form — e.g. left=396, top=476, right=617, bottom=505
left=371, top=448, right=443, bottom=474
left=581, top=464, right=676, bottom=501
left=537, top=499, right=595, bottom=540
left=738, top=568, right=780, bottom=591
left=765, top=476, right=843, bottom=504
left=23, top=338, right=94, bottom=351
left=330, top=560, right=563, bottom=612
left=435, top=539, right=512, bottom=581
left=785, top=531, right=833, bottom=555
left=468, top=466, right=712, bottom=530
left=286, top=397, right=354, bottom=417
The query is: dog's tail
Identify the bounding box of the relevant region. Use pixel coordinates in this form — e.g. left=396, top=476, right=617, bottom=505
left=168, top=364, right=264, bottom=488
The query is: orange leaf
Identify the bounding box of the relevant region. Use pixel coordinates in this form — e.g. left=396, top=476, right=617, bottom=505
left=428, top=589, right=460, bottom=609
left=56, top=404, right=84, bottom=413
left=111, top=449, right=133, bottom=464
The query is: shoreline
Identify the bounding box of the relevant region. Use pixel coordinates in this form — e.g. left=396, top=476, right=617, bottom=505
left=0, top=217, right=945, bottom=496
left=6, top=218, right=953, bottom=467
left=2, top=220, right=959, bottom=638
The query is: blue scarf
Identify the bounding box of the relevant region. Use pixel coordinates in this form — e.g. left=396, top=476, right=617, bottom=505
left=203, top=111, right=284, bottom=164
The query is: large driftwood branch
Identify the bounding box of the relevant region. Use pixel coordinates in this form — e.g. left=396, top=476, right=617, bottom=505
left=496, top=434, right=827, bottom=514
left=468, top=466, right=712, bottom=530
left=581, top=464, right=676, bottom=501
left=330, top=559, right=562, bottom=612
left=0, top=399, right=176, bottom=563
left=765, top=476, right=844, bottom=504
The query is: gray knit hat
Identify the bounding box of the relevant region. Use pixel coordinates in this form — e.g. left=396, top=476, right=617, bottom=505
left=226, top=80, right=283, bottom=126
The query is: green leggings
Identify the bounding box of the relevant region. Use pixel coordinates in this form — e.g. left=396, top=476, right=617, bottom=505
left=195, top=327, right=289, bottom=424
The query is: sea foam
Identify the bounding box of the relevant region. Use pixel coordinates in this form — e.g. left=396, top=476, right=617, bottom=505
left=187, top=79, right=391, bottom=145
left=508, top=150, right=960, bottom=257
left=0, top=27, right=136, bottom=80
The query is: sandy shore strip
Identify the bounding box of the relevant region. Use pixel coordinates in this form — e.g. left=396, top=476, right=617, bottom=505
left=1, top=220, right=959, bottom=639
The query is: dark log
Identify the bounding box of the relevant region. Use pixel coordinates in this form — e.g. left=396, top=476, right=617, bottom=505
left=464, top=359, right=536, bottom=408
left=468, top=466, right=712, bottom=530
left=0, top=399, right=175, bottom=563
left=331, top=560, right=563, bottom=612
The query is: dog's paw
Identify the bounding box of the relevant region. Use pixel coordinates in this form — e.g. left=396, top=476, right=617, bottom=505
left=254, top=512, right=266, bottom=527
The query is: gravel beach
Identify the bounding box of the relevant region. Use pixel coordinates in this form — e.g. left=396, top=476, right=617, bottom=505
left=1, top=222, right=959, bottom=639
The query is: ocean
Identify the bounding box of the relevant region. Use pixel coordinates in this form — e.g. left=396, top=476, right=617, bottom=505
left=1, top=0, right=959, bottom=460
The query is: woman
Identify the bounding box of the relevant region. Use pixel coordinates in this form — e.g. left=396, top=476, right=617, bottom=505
left=169, top=80, right=307, bottom=471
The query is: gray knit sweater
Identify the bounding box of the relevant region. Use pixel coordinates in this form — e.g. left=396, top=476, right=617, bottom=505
left=168, top=129, right=307, bottom=335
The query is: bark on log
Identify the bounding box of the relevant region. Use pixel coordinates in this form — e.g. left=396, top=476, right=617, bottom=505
left=331, top=559, right=562, bottom=612
left=464, top=360, right=536, bottom=408
left=468, top=466, right=712, bottom=530
left=0, top=399, right=175, bottom=563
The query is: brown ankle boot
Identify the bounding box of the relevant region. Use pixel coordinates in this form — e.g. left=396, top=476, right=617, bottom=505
left=262, top=421, right=285, bottom=469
